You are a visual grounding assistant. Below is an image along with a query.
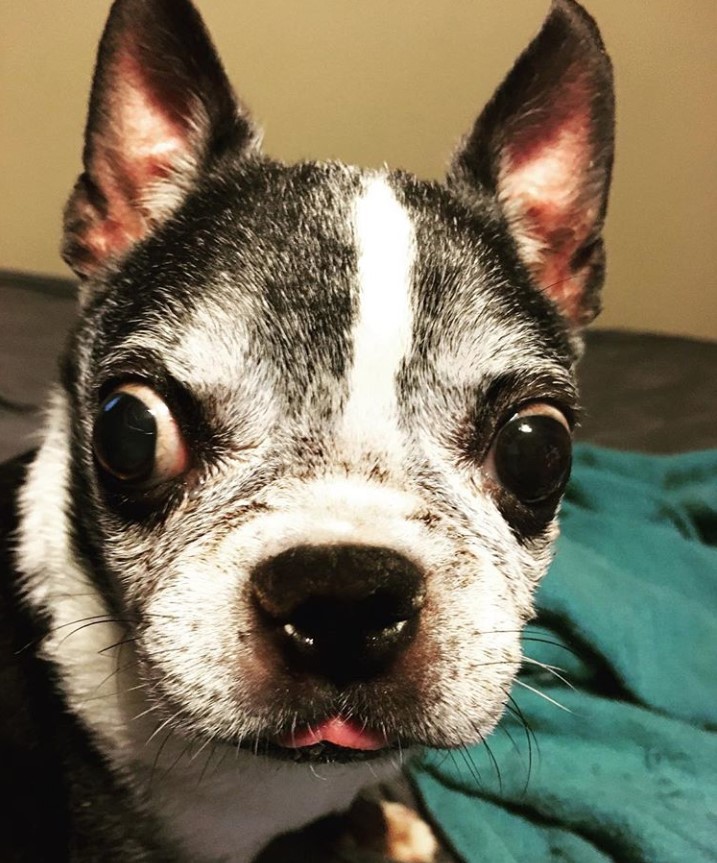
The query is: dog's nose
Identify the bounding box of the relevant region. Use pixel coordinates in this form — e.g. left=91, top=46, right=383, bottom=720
left=251, top=544, right=425, bottom=684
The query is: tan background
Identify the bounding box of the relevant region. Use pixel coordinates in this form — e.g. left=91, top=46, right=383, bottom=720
left=1, top=0, right=715, bottom=339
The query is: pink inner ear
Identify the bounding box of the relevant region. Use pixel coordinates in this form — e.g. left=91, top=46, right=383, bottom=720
left=498, top=77, right=597, bottom=321
left=81, top=48, right=195, bottom=269
left=97, top=47, right=194, bottom=203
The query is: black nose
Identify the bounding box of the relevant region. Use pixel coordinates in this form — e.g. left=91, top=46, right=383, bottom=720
left=251, top=544, right=425, bottom=684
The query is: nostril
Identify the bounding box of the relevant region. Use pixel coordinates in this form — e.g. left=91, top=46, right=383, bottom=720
left=276, top=593, right=421, bottom=680
left=288, top=589, right=417, bottom=647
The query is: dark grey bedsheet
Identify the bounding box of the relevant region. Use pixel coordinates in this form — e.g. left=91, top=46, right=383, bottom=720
left=1, top=274, right=715, bottom=460
left=577, top=329, right=716, bottom=452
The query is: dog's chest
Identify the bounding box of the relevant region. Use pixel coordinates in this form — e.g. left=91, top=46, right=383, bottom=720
left=143, top=753, right=392, bottom=862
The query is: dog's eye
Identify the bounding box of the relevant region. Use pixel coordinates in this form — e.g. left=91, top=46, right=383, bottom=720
left=487, top=404, right=572, bottom=504
left=93, top=384, right=188, bottom=483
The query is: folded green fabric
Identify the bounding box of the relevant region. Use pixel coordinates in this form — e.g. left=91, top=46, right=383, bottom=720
left=409, top=446, right=717, bottom=863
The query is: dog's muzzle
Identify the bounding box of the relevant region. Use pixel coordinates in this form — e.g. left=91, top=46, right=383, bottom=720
left=251, top=544, right=425, bottom=686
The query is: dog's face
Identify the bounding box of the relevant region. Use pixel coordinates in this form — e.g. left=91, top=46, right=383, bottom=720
left=47, top=0, right=613, bottom=763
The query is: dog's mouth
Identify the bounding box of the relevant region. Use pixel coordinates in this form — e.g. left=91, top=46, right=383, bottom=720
left=244, top=717, right=398, bottom=763
left=277, top=716, right=389, bottom=751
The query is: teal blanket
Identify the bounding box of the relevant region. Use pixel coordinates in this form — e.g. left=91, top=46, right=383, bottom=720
left=410, top=446, right=717, bottom=863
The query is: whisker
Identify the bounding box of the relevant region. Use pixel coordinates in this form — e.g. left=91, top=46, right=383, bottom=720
left=190, top=735, right=214, bottom=762
left=90, top=660, right=135, bottom=695
left=131, top=703, right=162, bottom=723
left=98, top=636, right=137, bottom=656
left=114, top=638, right=127, bottom=701
left=471, top=627, right=582, bottom=661
left=487, top=741, right=503, bottom=795
left=146, top=713, right=179, bottom=746
left=57, top=618, right=127, bottom=648
left=515, top=680, right=572, bottom=713
left=476, top=732, right=503, bottom=794
left=505, top=694, right=538, bottom=794
left=522, top=656, right=575, bottom=691
left=308, top=764, right=324, bottom=780
left=456, top=745, right=483, bottom=789
left=16, top=615, right=122, bottom=653
left=522, top=635, right=581, bottom=659
left=431, top=747, right=454, bottom=771
left=150, top=728, right=176, bottom=787
left=211, top=742, right=232, bottom=776
left=198, top=742, right=218, bottom=785
left=76, top=687, right=133, bottom=704
left=395, top=732, right=404, bottom=768
left=164, top=736, right=196, bottom=777
left=235, top=733, right=245, bottom=761
left=496, top=720, right=522, bottom=757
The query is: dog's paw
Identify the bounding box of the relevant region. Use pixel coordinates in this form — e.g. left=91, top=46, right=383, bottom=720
left=346, top=797, right=439, bottom=863
left=378, top=800, right=439, bottom=863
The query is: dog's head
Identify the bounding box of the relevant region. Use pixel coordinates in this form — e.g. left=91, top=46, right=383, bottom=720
left=50, top=0, right=613, bottom=761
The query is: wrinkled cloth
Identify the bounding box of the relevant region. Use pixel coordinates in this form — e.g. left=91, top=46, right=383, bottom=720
left=409, top=446, right=717, bottom=863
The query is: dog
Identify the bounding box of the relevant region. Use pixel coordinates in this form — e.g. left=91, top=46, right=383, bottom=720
left=0, top=0, right=614, bottom=860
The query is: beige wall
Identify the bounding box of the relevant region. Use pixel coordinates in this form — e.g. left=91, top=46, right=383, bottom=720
left=1, top=0, right=715, bottom=339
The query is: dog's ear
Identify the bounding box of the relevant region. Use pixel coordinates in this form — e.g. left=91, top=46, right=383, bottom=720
left=449, top=0, right=614, bottom=327
left=63, top=0, right=259, bottom=280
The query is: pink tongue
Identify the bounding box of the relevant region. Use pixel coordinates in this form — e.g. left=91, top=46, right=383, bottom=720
left=277, top=718, right=388, bottom=751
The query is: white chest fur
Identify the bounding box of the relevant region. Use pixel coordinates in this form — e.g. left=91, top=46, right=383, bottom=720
left=144, top=752, right=394, bottom=862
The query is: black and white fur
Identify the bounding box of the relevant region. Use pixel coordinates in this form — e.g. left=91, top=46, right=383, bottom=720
left=2, top=0, right=614, bottom=860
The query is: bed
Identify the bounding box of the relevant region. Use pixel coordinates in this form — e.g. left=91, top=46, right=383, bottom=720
left=1, top=272, right=715, bottom=863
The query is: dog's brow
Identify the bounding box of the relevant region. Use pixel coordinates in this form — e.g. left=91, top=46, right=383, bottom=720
left=95, top=346, right=171, bottom=389
left=484, top=368, right=579, bottom=417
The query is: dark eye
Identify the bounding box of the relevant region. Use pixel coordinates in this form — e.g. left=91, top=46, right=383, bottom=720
left=93, top=384, right=188, bottom=484
left=487, top=405, right=572, bottom=504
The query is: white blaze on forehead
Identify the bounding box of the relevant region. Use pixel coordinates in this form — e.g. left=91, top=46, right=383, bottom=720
left=342, top=175, right=415, bottom=448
